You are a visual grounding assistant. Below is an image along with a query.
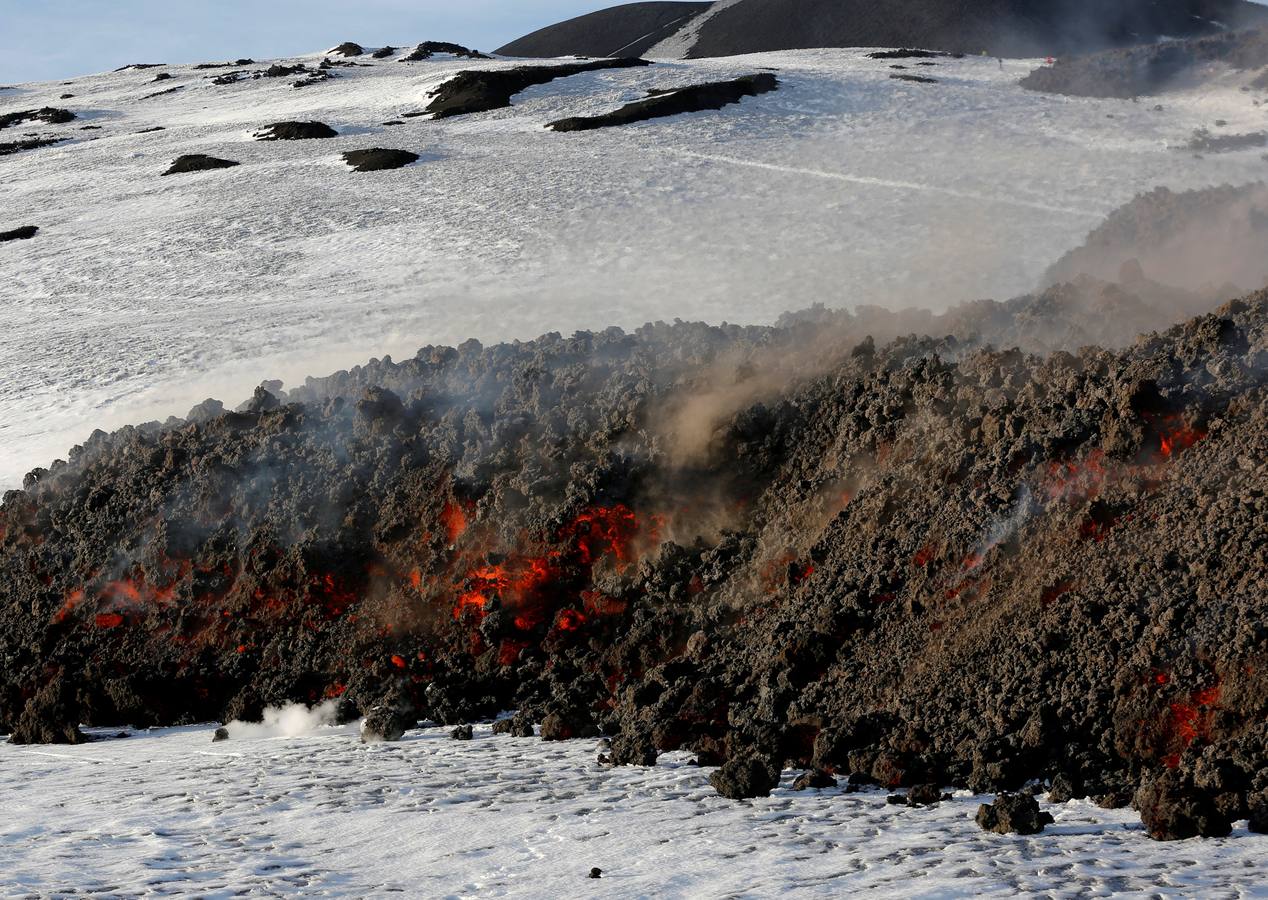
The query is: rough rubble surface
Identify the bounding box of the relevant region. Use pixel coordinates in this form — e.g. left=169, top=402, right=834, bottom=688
left=1, top=268, right=1266, bottom=838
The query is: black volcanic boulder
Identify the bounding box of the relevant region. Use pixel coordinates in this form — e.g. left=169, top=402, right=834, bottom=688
left=540, top=709, right=600, bottom=741
left=330, top=42, right=365, bottom=57
left=710, top=752, right=781, bottom=799
left=0, top=225, right=38, bottom=242
left=451, top=724, right=474, bottom=740
left=359, top=704, right=415, bottom=742
left=342, top=148, right=420, bottom=171
left=162, top=154, right=240, bottom=176
left=792, top=769, right=838, bottom=790
left=975, top=792, right=1054, bottom=834
left=256, top=121, right=338, bottom=140
left=372, top=46, right=397, bottom=59
left=548, top=73, right=778, bottom=131
left=1135, top=770, right=1233, bottom=840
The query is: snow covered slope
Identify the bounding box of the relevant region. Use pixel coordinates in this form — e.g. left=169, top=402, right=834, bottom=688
left=2, top=47, right=1267, bottom=487
left=3, top=721, right=1264, bottom=897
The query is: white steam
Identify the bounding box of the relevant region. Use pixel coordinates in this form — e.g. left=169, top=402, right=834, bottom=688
left=223, top=700, right=340, bottom=739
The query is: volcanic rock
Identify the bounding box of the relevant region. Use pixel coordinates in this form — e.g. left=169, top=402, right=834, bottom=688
left=792, top=769, right=838, bottom=790
left=424, top=58, right=651, bottom=119
left=212, top=726, right=230, bottom=742
left=709, top=752, right=781, bottom=799
left=0, top=107, right=76, bottom=130
left=255, top=121, right=338, bottom=140
left=891, top=73, right=938, bottom=84
left=451, top=724, right=473, bottom=740
left=0, top=137, right=66, bottom=157
left=7, top=675, right=85, bottom=745
left=540, top=709, right=600, bottom=741
left=330, top=42, right=365, bottom=57
left=263, top=64, right=309, bottom=78
left=493, top=712, right=536, bottom=737
left=975, top=792, right=1054, bottom=835
left=372, top=46, right=397, bottom=59
left=0, top=226, right=39, bottom=242
left=400, top=42, right=490, bottom=62
left=162, top=154, right=240, bottom=176
left=342, top=148, right=420, bottom=172
left=588, top=867, right=603, bottom=878
left=360, top=705, right=415, bottom=742
left=1248, top=790, right=1268, bottom=833
left=1135, top=770, right=1233, bottom=840
left=548, top=73, right=777, bottom=131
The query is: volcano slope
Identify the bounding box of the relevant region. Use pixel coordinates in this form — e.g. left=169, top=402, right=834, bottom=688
left=2, top=274, right=1267, bottom=835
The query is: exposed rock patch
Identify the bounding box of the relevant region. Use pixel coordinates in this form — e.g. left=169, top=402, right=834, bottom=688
left=342, top=148, right=420, bottom=171
left=425, top=57, right=651, bottom=119
left=162, top=154, right=240, bottom=176
left=547, top=73, right=777, bottom=131
left=976, top=793, right=1054, bottom=834
left=0, top=107, right=76, bottom=131
left=0, top=136, right=67, bottom=156
left=0, top=226, right=39, bottom=242
left=400, top=42, right=489, bottom=62
left=330, top=42, right=365, bottom=57
left=255, top=121, right=339, bottom=140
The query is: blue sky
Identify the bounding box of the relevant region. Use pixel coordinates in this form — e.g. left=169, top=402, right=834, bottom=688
left=0, top=1, right=602, bottom=83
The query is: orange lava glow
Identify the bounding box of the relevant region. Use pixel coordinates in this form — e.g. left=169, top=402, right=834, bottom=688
left=440, top=501, right=469, bottom=545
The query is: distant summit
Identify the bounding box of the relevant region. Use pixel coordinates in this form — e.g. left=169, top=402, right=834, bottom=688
left=498, top=0, right=1268, bottom=59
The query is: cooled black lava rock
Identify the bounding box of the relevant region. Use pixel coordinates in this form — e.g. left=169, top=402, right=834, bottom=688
left=1248, top=790, right=1268, bottom=833
left=256, top=121, right=338, bottom=140
left=450, top=724, right=473, bottom=740
left=400, top=42, right=489, bottom=62
left=792, top=769, right=838, bottom=790
left=0, top=137, right=66, bottom=156
left=492, top=712, right=536, bottom=737
left=1135, top=770, right=1233, bottom=840
left=0, top=226, right=39, bottom=242
left=891, top=73, right=938, bottom=84
left=867, top=48, right=955, bottom=59
left=360, top=705, right=415, bottom=742
left=8, top=676, right=84, bottom=745
left=709, top=752, right=781, bottom=799
left=547, top=73, right=777, bottom=131
left=152, top=72, right=172, bottom=82
left=975, top=793, right=1054, bottom=834
left=162, top=154, right=240, bottom=176
left=372, top=46, right=397, bottom=59
left=264, top=64, right=309, bottom=78
left=342, top=148, right=420, bottom=171
left=424, top=57, right=651, bottom=119
left=212, top=726, right=230, bottom=742
left=330, top=42, right=365, bottom=57
left=588, top=867, right=602, bottom=879
left=539, top=709, right=600, bottom=741
left=0, top=107, right=76, bottom=130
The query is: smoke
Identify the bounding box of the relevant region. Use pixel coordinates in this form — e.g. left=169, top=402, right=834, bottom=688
left=222, top=700, right=340, bottom=739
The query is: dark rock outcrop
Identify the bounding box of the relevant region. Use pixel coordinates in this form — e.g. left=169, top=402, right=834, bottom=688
left=342, top=148, right=420, bottom=171
left=976, top=792, right=1054, bottom=834
left=424, top=57, right=651, bottom=119
left=1135, top=770, right=1233, bottom=840
left=330, top=42, right=365, bottom=57
left=0, top=107, right=76, bottom=131
left=400, top=42, right=489, bottom=62
left=547, top=73, right=777, bottom=131
left=0, top=226, right=39, bottom=242
left=162, top=154, right=240, bottom=176
left=255, top=121, right=339, bottom=140
left=710, top=752, right=782, bottom=799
